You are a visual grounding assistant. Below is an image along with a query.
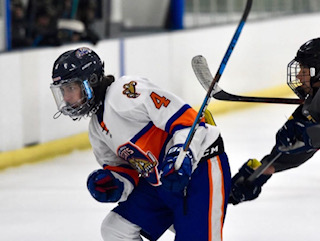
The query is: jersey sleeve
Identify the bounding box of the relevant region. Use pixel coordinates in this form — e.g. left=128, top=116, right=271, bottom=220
left=264, top=105, right=318, bottom=172
left=262, top=146, right=317, bottom=173
left=88, top=116, right=139, bottom=202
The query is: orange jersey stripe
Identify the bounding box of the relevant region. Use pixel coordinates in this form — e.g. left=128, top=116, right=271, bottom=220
left=169, top=108, right=205, bottom=134
left=207, top=159, right=213, bottom=241
left=216, top=156, right=225, bottom=239
left=134, top=125, right=168, bottom=160
left=169, top=108, right=196, bottom=133
left=104, top=165, right=139, bottom=186
left=207, top=156, right=225, bottom=241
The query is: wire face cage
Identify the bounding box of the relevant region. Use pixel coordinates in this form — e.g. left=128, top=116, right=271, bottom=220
left=287, top=59, right=302, bottom=93
left=287, top=59, right=314, bottom=99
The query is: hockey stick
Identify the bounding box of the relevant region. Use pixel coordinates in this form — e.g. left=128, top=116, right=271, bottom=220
left=214, top=90, right=303, bottom=104
left=194, top=55, right=303, bottom=105
left=246, top=152, right=282, bottom=182
left=192, top=56, right=285, bottom=181
left=175, top=0, right=253, bottom=170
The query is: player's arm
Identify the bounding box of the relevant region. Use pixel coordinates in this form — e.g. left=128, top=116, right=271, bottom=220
left=87, top=118, right=139, bottom=203
left=263, top=104, right=319, bottom=172
left=275, top=117, right=319, bottom=154
left=229, top=143, right=318, bottom=205
left=228, top=158, right=272, bottom=205
left=229, top=114, right=319, bottom=205
left=143, top=83, right=209, bottom=191
left=87, top=163, right=139, bottom=203
left=145, top=83, right=208, bottom=159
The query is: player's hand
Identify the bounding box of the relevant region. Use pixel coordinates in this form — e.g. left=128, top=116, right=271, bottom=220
left=276, top=119, right=296, bottom=147
left=276, top=119, right=314, bottom=154
left=229, top=159, right=271, bottom=205
left=87, top=169, right=124, bottom=202
left=160, top=144, right=193, bottom=192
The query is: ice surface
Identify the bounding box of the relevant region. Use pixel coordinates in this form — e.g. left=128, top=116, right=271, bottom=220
left=1, top=103, right=319, bottom=240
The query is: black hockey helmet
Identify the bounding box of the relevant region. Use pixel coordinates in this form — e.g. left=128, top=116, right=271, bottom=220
left=287, top=38, right=320, bottom=99
left=50, top=47, right=105, bottom=120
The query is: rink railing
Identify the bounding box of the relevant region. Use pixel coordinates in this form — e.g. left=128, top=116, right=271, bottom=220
left=0, top=13, right=319, bottom=168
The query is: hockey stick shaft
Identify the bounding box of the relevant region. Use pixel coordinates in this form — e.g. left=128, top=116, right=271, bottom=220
left=213, top=90, right=303, bottom=104
left=246, top=152, right=282, bottom=182
left=175, top=0, right=253, bottom=170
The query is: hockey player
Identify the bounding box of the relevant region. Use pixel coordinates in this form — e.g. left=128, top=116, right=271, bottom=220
left=50, top=47, right=231, bottom=240
left=229, top=38, right=320, bottom=205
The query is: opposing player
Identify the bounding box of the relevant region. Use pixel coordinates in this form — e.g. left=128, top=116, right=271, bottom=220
left=50, top=47, right=231, bottom=240
left=229, top=38, right=320, bottom=205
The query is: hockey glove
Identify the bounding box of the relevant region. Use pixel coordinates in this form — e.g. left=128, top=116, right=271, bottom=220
left=276, top=119, right=315, bottom=154
left=229, top=159, right=272, bottom=205
left=160, top=144, right=193, bottom=192
left=87, top=169, right=124, bottom=203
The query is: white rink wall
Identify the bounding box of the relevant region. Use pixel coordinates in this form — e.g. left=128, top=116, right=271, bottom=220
left=1, top=13, right=320, bottom=152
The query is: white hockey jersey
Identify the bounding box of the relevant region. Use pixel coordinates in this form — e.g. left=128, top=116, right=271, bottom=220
left=88, top=76, right=221, bottom=201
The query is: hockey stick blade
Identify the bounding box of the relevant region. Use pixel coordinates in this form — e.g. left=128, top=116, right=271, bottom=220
left=192, top=55, right=220, bottom=96
left=193, top=55, right=303, bottom=105
left=175, top=0, right=253, bottom=170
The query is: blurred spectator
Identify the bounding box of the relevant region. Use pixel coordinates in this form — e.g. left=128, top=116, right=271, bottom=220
left=11, top=0, right=32, bottom=48
left=57, top=18, right=85, bottom=44
left=76, top=0, right=100, bottom=44
left=30, top=6, right=61, bottom=47
left=10, top=0, right=100, bottom=50
left=56, top=0, right=73, bottom=19
left=34, top=0, right=100, bottom=45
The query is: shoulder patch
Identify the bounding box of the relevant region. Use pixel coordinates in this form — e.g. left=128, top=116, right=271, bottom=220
left=123, top=81, right=140, bottom=98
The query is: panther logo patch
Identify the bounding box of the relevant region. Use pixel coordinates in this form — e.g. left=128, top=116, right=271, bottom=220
left=118, top=143, right=157, bottom=177
left=123, top=81, right=140, bottom=98
left=127, top=158, right=156, bottom=177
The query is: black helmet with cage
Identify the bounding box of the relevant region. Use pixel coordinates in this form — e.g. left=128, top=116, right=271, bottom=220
left=51, top=47, right=113, bottom=120
left=287, top=38, right=320, bottom=99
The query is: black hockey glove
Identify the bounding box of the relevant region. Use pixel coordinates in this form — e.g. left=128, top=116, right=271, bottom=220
left=276, top=119, right=316, bottom=154
left=228, top=159, right=271, bottom=205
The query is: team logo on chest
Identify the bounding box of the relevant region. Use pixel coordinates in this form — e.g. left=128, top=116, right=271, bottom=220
left=123, top=81, right=140, bottom=98
left=118, top=143, right=158, bottom=177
